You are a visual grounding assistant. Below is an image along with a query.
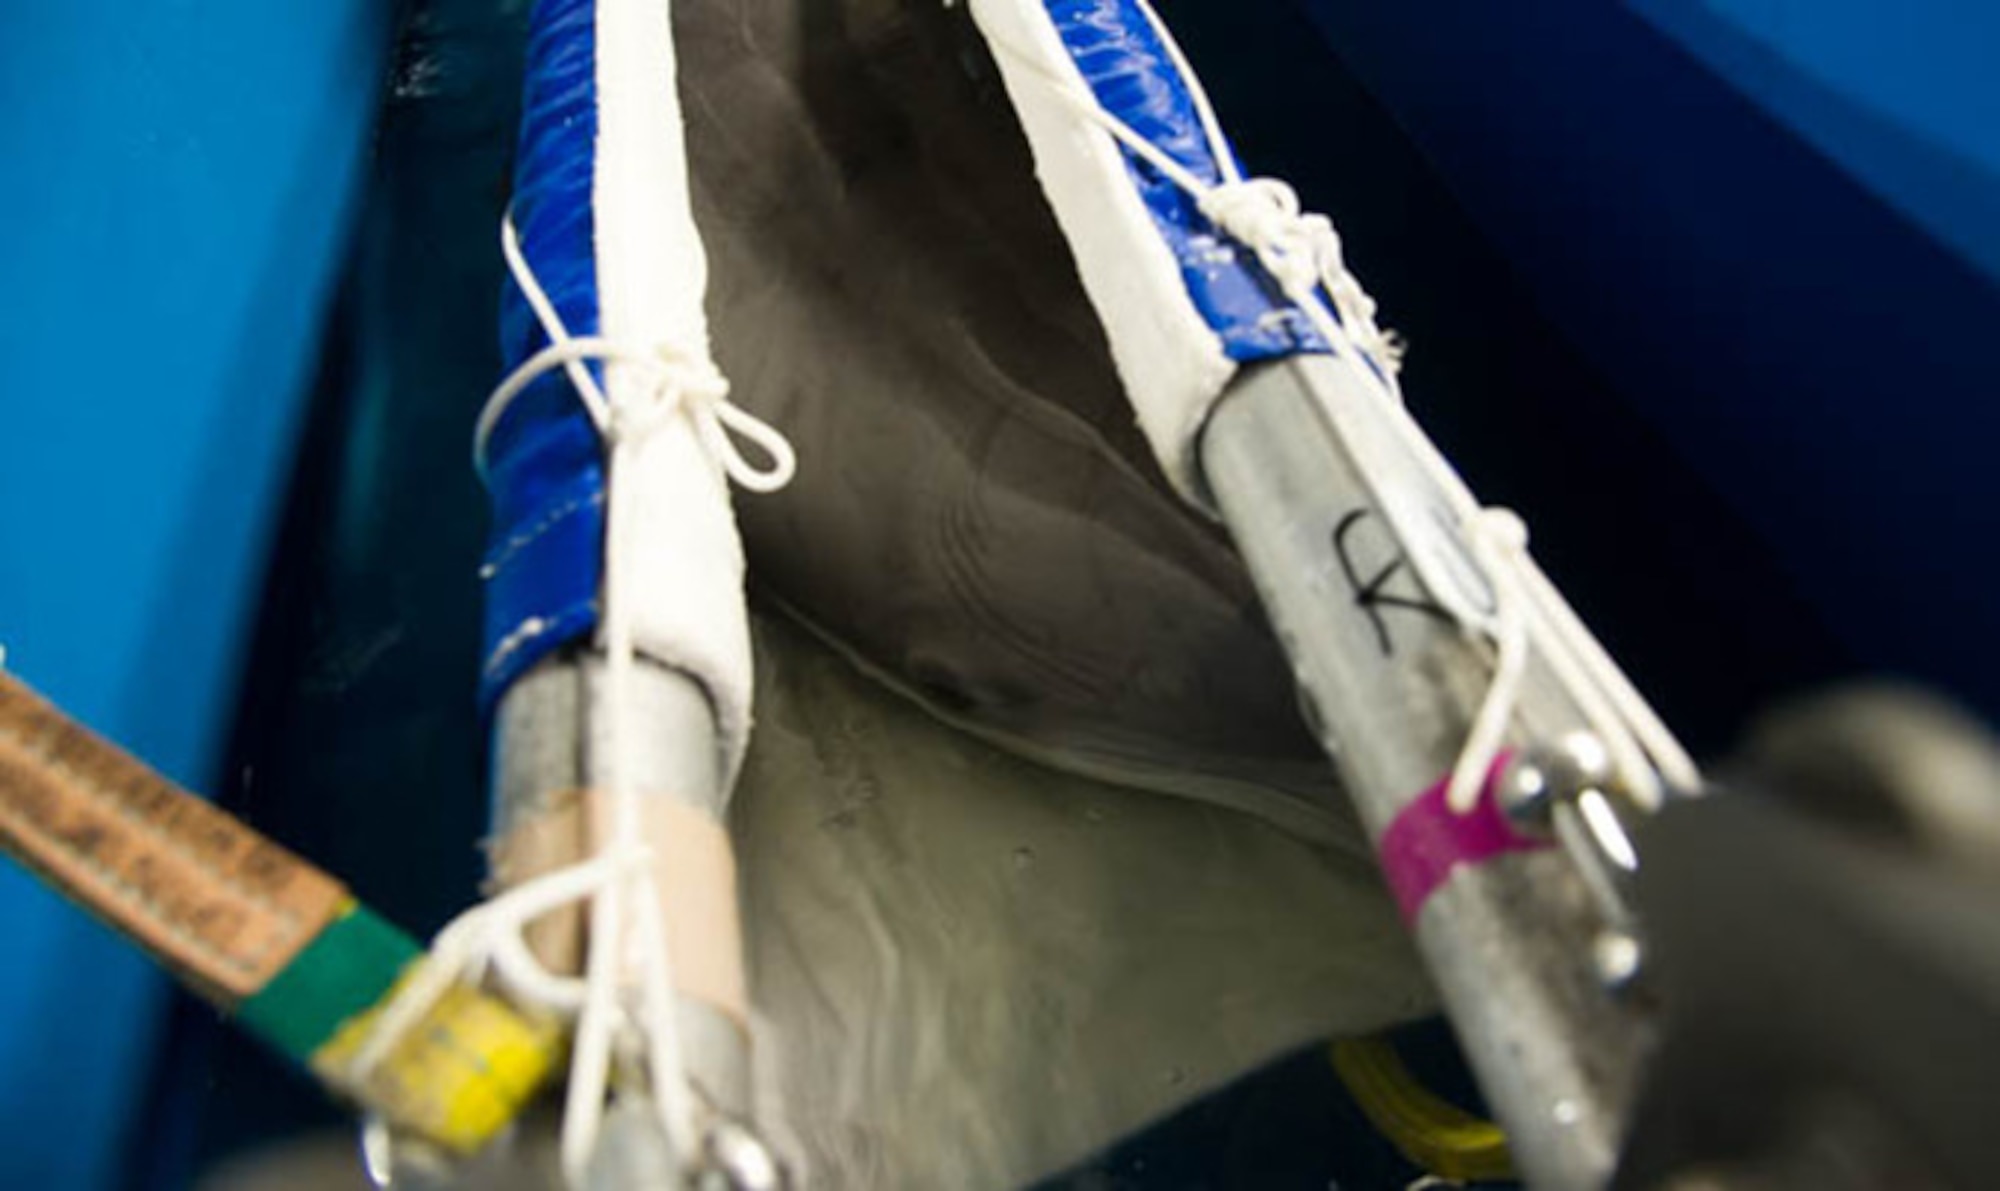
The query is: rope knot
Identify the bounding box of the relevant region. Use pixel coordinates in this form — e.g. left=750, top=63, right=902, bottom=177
left=603, top=349, right=730, bottom=442
left=475, top=216, right=796, bottom=495
left=1200, top=178, right=1316, bottom=295
left=598, top=347, right=794, bottom=492
left=1200, top=177, right=1399, bottom=375
left=988, top=8, right=1698, bottom=826
left=456, top=214, right=800, bottom=1186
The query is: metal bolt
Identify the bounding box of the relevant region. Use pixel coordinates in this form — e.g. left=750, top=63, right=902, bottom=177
left=1496, top=753, right=1556, bottom=830
left=359, top=1116, right=396, bottom=1189
left=1498, top=731, right=1618, bottom=831
left=705, top=1119, right=785, bottom=1191
left=1547, top=730, right=1617, bottom=794
left=1592, top=929, right=1644, bottom=993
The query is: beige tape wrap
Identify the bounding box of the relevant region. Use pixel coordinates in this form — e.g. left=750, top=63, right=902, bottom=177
left=488, top=789, right=748, bottom=1027
left=487, top=787, right=591, bottom=976
left=0, top=673, right=348, bottom=1001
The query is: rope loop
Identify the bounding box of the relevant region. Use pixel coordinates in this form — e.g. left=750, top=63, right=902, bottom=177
left=378, top=210, right=799, bottom=1185
left=471, top=215, right=798, bottom=496
left=1199, top=176, right=1392, bottom=372
left=984, top=0, right=1697, bottom=816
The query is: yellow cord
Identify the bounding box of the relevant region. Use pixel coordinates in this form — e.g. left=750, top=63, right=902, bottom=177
left=1330, top=1035, right=1515, bottom=1184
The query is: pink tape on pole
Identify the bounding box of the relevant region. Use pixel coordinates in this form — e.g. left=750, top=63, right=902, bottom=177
left=1378, top=752, right=1550, bottom=926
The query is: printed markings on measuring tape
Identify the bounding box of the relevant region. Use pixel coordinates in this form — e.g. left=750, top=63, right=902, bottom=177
left=0, top=677, right=349, bottom=998
left=0, top=672, right=558, bottom=1152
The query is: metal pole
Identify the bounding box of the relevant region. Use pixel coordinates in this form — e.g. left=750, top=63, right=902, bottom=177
left=1201, top=355, right=1652, bottom=1190
left=491, top=648, right=754, bottom=1178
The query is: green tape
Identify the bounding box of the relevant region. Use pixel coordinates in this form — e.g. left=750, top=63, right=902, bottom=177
left=237, top=904, right=423, bottom=1062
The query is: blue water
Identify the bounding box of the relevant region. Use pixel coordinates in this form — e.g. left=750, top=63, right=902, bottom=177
left=1296, top=0, right=2000, bottom=725
left=1635, top=0, right=2000, bottom=283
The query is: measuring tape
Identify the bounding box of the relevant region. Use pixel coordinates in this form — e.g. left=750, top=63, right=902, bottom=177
left=0, top=671, right=557, bottom=1153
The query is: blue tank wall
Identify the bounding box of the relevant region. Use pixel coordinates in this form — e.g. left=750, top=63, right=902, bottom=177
left=1295, top=0, right=2000, bottom=723
left=0, top=3, right=389, bottom=1186
left=1633, top=0, right=2000, bottom=283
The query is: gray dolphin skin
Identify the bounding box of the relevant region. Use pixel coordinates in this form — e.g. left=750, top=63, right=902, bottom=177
left=677, top=0, right=1354, bottom=842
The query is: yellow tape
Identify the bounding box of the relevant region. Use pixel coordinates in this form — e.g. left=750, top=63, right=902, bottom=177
left=1330, top=1035, right=1515, bottom=1184
left=312, top=975, right=562, bottom=1153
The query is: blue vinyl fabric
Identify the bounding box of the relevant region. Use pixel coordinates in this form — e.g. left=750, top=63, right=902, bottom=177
left=0, top=2, right=389, bottom=1186
left=481, top=0, right=608, bottom=706
left=1046, top=0, right=1330, bottom=361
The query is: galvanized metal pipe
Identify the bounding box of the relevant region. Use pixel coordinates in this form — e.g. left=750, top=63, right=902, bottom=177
left=492, top=649, right=753, bottom=1169
left=1202, top=356, right=1653, bottom=1190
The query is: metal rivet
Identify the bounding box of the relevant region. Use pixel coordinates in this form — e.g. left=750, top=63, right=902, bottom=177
left=1496, top=753, right=1556, bottom=829
left=1498, top=731, right=1620, bottom=831
left=707, top=1120, right=784, bottom=1191
left=1592, top=930, right=1644, bottom=992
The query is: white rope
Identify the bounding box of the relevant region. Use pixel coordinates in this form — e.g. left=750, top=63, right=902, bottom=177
left=1445, top=510, right=1533, bottom=814
left=345, top=850, right=647, bottom=1083
left=474, top=218, right=797, bottom=493
left=984, top=1, right=1695, bottom=813
left=983, top=11, right=1400, bottom=382
left=355, top=213, right=794, bottom=1187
